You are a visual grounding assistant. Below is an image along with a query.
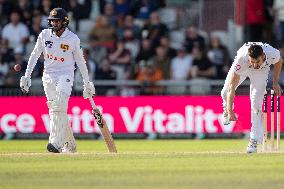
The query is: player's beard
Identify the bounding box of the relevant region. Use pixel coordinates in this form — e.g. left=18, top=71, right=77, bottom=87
left=253, top=65, right=260, bottom=69
left=51, top=25, right=62, bottom=32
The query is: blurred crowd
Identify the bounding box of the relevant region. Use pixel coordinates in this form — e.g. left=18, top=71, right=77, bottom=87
left=0, top=0, right=284, bottom=96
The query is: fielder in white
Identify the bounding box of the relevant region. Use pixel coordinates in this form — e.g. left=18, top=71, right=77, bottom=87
left=20, top=8, right=96, bottom=153
left=221, top=42, right=283, bottom=153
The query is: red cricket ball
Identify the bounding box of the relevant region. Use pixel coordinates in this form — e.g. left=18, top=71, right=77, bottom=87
left=14, top=64, right=21, bottom=72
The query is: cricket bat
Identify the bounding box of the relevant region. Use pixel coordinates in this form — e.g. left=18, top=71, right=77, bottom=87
left=89, top=97, right=117, bottom=153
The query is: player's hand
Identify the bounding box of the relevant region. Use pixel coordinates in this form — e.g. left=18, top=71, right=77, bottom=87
left=227, top=110, right=237, bottom=121
left=83, top=81, right=96, bottom=99
left=20, top=76, right=31, bottom=93
left=272, top=82, right=282, bottom=96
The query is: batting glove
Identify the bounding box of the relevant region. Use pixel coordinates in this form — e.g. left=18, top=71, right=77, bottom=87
left=83, top=81, right=96, bottom=99
left=20, top=76, right=31, bottom=93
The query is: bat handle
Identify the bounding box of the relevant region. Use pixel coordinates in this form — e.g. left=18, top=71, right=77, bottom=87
left=88, top=97, right=96, bottom=109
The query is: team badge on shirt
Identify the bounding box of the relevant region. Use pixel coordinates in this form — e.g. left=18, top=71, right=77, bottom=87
left=60, top=44, right=69, bottom=52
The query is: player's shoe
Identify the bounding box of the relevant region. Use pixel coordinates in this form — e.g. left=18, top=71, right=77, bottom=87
left=222, top=111, right=230, bottom=125
left=61, top=142, right=76, bottom=153
left=246, top=139, right=257, bottom=153
left=47, top=143, right=60, bottom=153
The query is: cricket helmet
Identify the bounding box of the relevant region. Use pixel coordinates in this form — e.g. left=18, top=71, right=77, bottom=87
left=48, top=8, right=69, bottom=31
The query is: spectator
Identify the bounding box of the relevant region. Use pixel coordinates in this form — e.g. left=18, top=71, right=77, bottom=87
left=38, top=0, right=54, bottom=28
left=184, top=26, right=205, bottom=54
left=170, top=47, right=193, bottom=81
left=99, top=0, right=114, bottom=14
left=152, top=46, right=171, bottom=79
left=245, top=0, right=266, bottom=42
left=123, top=28, right=140, bottom=59
left=159, top=35, right=177, bottom=59
left=135, top=38, right=154, bottom=62
left=1, top=11, right=29, bottom=53
left=95, top=58, right=117, bottom=95
left=103, top=3, right=117, bottom=27
left=136, top=62, right=163, bottom=95
left=29, top=12, right=44, bottom=42
left=124, top=15, right=141, bottom=39
left=0, top=38, right=14, bottom=63
left=168, top=46, right=192, bottom=94
left=74, top=49, right=98, bottom=90
left=0, top=54, right=9, bottom=87
left=207, top=35, right=231, bottom=79
left=263, top=0, right=275, bottom=43
left=31, top=0, right=42, bottom=8
left=142, top=11, right=169, bottom=48
left=15, top=0, right=34, bottom=26
left=191, top=46, right=216, bottom=79
left=135, top=38, right=155, bottom=75
left=63, top=0, right=92, bottom=31
left=116, top=14, right=142, bottom=41
left=89, top=15, right=117, bottom=50
left=115, top=14, right=126, bottom=40
left=273, top=0, right=284, bottom=43
left=108, top=40, right=131, bottom=79
left=83, top=48, right=97, bottom=82
left=0, top=0, right=14, bottom=26
left=114, top=0, right=130, bottom=16
left=130, top=0, right=158, bottom=21
left=88, top=36, right=108, bottom=66
left=74, top=0, right=92, bottom=19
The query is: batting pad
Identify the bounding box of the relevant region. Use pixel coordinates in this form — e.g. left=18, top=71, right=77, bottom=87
left=47, top=92, right=76, bottom=152
left=48, top=112, right=67, bottom=150
left=62, top=119, right=77, bottom=153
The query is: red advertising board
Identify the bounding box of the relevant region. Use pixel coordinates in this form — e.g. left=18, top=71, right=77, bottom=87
left=0, top=96, right=283, bottom=134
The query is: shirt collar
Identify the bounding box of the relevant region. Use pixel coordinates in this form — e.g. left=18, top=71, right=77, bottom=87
left=60, top=28, right=69, bottom=38
left=53, top=28, right=69, bottom=38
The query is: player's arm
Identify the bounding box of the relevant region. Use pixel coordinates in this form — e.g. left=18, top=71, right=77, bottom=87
left=20, top=32, right=43, bottom=93
left=272, top=58, right=283, bottom=96
left=73, top=37, right=95, bottom=98
left=226, top=72, right=240, bottom=121
left=24, top=32, right=43, bottom=78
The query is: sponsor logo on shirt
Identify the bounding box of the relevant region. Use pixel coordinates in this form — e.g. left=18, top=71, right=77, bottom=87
left=46, top=53, right=65, bottom=62
left=60, top=44, right=69, bottom=52
left=45, top=41, right=53, bottom=48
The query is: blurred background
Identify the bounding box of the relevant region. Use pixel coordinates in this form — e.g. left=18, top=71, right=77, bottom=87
left=0, top=0, right=283, bottom=140
left=1, top=0, right=283, bottom=96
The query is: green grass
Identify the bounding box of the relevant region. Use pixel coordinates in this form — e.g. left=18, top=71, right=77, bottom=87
left=1, top=140, right=284, bottom=189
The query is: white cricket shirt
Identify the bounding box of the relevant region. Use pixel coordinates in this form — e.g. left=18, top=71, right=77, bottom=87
left=25, top=28, right=89, bottom=83
left=233, top=42, right=280, bottom=75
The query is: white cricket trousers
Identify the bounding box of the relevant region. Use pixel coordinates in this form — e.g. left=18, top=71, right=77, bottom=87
left=42, top=73, right=76, bottom=151
left=221, top=67, right=269, bottom=143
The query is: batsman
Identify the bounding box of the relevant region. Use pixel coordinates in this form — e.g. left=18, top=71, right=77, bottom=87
left=20, top=8, right=96, bottom=153
left=221, top=42, right=283, bottom=153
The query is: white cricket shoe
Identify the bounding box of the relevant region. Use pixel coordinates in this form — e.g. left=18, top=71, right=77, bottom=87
left=222, top=112, right=230, bottom=125
left=246, top=139, right=257, bottom=153
left=61, top=142, right=76, bottom=153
